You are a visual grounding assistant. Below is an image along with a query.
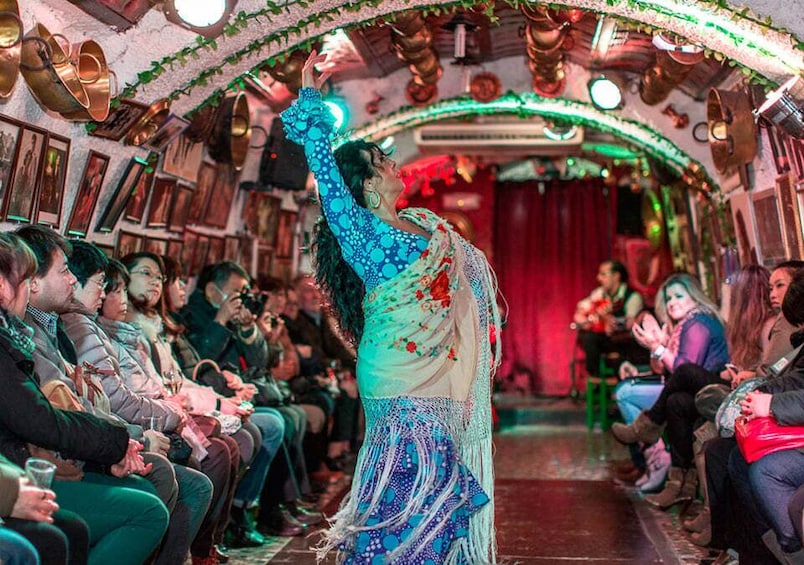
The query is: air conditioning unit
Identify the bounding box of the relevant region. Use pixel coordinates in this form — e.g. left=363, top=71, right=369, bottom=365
left=414, top=116, right=584, bottom=155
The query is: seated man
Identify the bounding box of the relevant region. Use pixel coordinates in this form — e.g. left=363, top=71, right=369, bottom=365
left=573, top=259, right=645, bottom=377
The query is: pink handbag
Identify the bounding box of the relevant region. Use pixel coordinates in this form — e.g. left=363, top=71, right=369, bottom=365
left=734, top=416, right=804, bottom=463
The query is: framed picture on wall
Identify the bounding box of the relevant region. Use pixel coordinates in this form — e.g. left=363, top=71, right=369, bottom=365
left=124, top=153, right=157, bottom=224
left=243, top=191, right=282, bottom=245
left=0, top=114, right=22, bottom=208
left=202, top=165, right=237, bottom=229
left=116, top=230, right=144, bottom=257
left=167, top=184, right=194, bottom=233
left=188, top=161, right=215, bottom=225
left=752, top=188, right=787, bottom=266
left=191, top=234, right=210, bottom=275
left=90, top=99, right=149, bottom=141
left=94, top=242, right=115, bottom=258
left=271, top=258, right=293, bottom=284
left=257, top=245, right=272, bottom=277
left=224, top=236, right=240, bottom=262
left=146, top=177, right=176, bottom=228
left=143, top=237, right=169, bottom=255
left=95, top=157, right=147, bottom=233
left=144, top=114, right=190, bottom=153
left=776, top=173, right=803, bottom=259
left=36, top=133, right=70, bottom=228
left=66, top=150, right=110, bottom=237
left=206, top=236, right=225, bottom=265
left=275, top=210, right=297, bottom=259
left=161, top=135, right=204, bottom=183
left=167, top=239, right=183, bottom=263
left=181, top=230, right=199, bottom=274
left=5, top=125, right=48, bottom=223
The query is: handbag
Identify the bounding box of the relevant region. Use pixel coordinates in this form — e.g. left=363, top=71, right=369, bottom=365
left=734, top=416, right=804, bottom=463
left=243, top=367, right=291, bottom=407
left=714, top=378, right=765, bottom=437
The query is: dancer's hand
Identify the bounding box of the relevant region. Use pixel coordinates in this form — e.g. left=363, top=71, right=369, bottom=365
left=302, top=50, right=332, bottom=90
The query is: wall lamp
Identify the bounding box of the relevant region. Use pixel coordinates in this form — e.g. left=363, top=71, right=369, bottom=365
left=588, top=75, right=623, bottom=111
left=157, top=0, right=238, bottom=38
left=754, top=75, right=804, bottom=139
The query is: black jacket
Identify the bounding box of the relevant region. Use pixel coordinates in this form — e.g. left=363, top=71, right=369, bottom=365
left=760, top=340, right=804, bottom=425
left=0, top=315, right=129, bottom=468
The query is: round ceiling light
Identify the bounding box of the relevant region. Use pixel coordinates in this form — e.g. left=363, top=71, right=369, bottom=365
left=588, top=76, right=623, bottom=111
left=162, top=0, right=236, bottom=37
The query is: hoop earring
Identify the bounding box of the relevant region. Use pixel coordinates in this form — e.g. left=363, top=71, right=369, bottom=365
left=366, top=190, right=381, bottom=209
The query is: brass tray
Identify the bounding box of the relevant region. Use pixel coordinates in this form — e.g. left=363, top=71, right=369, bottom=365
left=0, top=0, right=22, bottom=99
left=124, top=97, right=170, bottom=146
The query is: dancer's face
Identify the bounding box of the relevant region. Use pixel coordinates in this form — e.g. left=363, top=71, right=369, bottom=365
left=362, top=148, right=404, bottom=206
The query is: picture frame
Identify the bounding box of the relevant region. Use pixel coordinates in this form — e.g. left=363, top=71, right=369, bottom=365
left=224, top=236, right=240, bottom=262
left=777, top=172, right=804, bottom=259
left=146, top=177, right=176, bottom=228
left=751, top=188, right=787, bottom=266
left=90, top=99, right=149, bottom=141
left=36, top=133, right=70, bottom=228
left=116, top=230, right=144, bottom=257
left=275, top=210, right=297, bottom=259
left=271, top=257, right=293, bottom=284
left=181, top=230, right=199, bottom=274
left=729, top=190, right=759, bottom=266
left=93, top=242, right=116, bottom=258
left=240, top=235, right=254, bottom=276
left=0, top=114, right=22, bottom=209
left=65, top=150, right=110, bottom=237
left=124, top=153, right=157, bottom=224
left=190, top=234, right=210, bottom=275
left=143, top=236, right=169, bottom=255
left=5, top=125, right=48, bottom=223
left=167, top=184, right=194, bottom=233
left=206, top=236, right=225, bottom=265
left=188, top=161, right=215, bottom=225
left=257, top=245, right=272, bottom=277
left=167, top=239, right=183, bottom=263
left=201, top=165, right=237, bottom=229
left=243, top=191, right=282, bottom=245
left=95, top=156, right=147, bottom=233
left=161, top=135, right=204, bottom=183
left=144, top=114, right=190, bottom=153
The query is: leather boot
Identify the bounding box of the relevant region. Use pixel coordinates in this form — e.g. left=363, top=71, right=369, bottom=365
left=689, top=517, right=711, bottom=546
left=612, top=412, right=664, bottom=445
left=683, top=507, right=710, bottom=533
left=645, top=467, right=694, bottom=509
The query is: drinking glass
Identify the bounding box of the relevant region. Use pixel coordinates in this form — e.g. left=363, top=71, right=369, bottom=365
left=146, top=414, right=165, bottom=431
left=25, top=458, right=57, bottom=489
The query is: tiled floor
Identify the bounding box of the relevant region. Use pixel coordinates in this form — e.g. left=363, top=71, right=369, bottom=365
left=227, top=397, right=714, bottom=564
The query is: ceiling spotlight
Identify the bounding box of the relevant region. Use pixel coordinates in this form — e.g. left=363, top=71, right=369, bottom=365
left=651, top=33, right=703, bottom=54
left=755, top=75, right=804, bottom=139
left=542, top=122, right=579, bottom=141
left=323, top=96, right=350, bottom=133
left=160, top=0, right=237, bottom=38
left=588, top=75, right=623, bottom=111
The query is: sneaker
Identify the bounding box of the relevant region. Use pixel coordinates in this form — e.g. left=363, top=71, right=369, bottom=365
left=639, top=448, right=671, bottom=492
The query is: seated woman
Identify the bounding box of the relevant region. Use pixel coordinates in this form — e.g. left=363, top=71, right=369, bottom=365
left=612, top=272, right=728, bottom=509
left=61, top=241, right=215, bottom=565
left=0, top=453, right=88, bottom=565
left=96, top=258, right=254, bottom=560
left=0, top=232, right=169, bottom=565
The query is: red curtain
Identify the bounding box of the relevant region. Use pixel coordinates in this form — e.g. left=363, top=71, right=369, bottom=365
left=493, top=179, right=616, bottom=396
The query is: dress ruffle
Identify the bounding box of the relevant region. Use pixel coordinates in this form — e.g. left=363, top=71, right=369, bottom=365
left=318, top=397, right=489, bottom=564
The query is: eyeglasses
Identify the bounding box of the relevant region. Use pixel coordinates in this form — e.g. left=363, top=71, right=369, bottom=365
left=87, top=276, right=106, bottom=290
left=130, top=269, right=166, bottom=284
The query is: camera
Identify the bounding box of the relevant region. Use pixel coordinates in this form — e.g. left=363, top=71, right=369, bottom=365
left=239, top=290, right=268, bottom=317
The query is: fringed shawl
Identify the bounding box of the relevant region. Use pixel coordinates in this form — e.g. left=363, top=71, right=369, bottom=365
left=319, top=208, right=502, bottom=564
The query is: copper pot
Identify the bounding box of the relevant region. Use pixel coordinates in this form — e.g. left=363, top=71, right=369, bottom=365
left=60, top=40, right=116, bottom=122
left=707, top=88, right=758, bottom=173
left=207, top=92, right=251, bottom=171
left=0, top=0, right=22, bottom=99
left=20, top=24, right=90, bottom=114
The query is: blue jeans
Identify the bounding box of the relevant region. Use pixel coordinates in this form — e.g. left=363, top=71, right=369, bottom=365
left=234, top=408, right=285, bottom=506
left=614, top=379, right=663, bottom=423
left=0, top=527, right=39, bottom=565
left=743, top=449, right=804, bottom=552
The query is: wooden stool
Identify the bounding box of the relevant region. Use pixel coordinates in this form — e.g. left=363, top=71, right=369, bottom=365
left=585, top=353, right=621, bottom=431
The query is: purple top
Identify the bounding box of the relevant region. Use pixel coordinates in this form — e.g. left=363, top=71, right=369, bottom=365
left=674, top=311, right=729, bottom=371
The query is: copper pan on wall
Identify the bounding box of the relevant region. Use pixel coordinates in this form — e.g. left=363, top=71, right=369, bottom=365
left=60, top=40, right=116, bottom=122
left=0, top=0, right=23, bottom=99
left=19, top=23, right=90, bottom=114
left=707, top=87, right=758, bottom=173
left=207, top=92, right=251, bottom=171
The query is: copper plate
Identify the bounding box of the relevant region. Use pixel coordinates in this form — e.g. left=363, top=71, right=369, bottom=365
left=0, top=0, right=22, bottom=98
left=470, top=72, right=501, bottom=103
left=124, top=97, right=170, bottom=146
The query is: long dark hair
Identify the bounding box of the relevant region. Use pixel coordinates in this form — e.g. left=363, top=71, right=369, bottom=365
left=313, top=139, right=383, bottom=343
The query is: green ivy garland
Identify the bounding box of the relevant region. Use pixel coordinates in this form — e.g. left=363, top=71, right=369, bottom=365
left=108, top=0, right=803, bottom=119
